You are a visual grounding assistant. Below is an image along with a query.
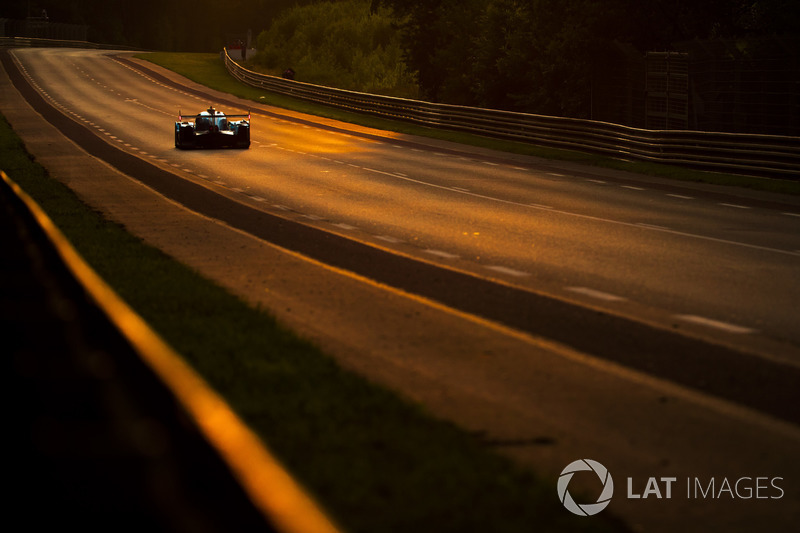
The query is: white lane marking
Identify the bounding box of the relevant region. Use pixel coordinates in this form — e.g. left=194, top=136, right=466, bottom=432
left=485, top=265, right=529, bottom=277
left=783, top=212, right=800, bottom=217
left=375, top=235, right=403, bottom=243
left=566, top=287, right=626, bottom=302
left=675, top=315, right=756, bottom=334
left=719, top=203, right=751, bottom=209
left=359, top=166, right=799, bottom=256
left=482, top=161, right=499, bottom=166
left=529, top=203, right=553, bottom=209
left=548, top=172, right=565, bottom=177
left=587, top=179, right=606, bottom=184
left=425, top=249, right=459, bottom=259
left=622, top=185, right=646, bottom=191
left=668, top=194, right=695, bottom=200
left=636, top=222, right=670, bottom=230
left=333, top=223, right=357, bottom=230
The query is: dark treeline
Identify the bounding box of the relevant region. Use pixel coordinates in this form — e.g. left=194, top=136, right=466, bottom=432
left=1, top=0, right=317, bottom=51
left=4, top=0, right=798, bottom=123
left=372, top=0, right=800, bottom=118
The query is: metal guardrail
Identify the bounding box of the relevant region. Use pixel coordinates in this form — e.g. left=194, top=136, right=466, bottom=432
left=223, top=49, right=800, bottom=179
left=0, top=35, right=139, bottom=51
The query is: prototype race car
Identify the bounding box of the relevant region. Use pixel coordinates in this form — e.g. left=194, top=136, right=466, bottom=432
left=175, top=106, right=250, bottom=149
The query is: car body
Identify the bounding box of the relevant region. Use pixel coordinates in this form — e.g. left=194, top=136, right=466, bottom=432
left=175, top=106, right=250, bottom=149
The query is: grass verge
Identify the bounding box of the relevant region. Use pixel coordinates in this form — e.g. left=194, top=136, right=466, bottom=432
left=1, top=111, right=628, bottom=532
left=138, top=52, right=800, bottom=196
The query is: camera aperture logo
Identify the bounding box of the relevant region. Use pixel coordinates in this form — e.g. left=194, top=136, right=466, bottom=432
left=558, top=459, right=785, bottom=517
left=558, top=459, right=614, bottom=516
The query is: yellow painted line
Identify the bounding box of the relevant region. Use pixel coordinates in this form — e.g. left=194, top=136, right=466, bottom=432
left=1, top=171, right=341, bottom=533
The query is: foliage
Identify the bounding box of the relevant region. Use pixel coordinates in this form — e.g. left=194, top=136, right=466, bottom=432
left=0, top=0, right=317, bottom=51
left=374, top=0, right=800, bottom=116
left=253, top=0, right=417, bottom=98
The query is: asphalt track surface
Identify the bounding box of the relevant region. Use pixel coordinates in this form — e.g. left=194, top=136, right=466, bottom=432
left=4, top=49, right=799, bottom=424
left=3, top=48, right=800, bottom=532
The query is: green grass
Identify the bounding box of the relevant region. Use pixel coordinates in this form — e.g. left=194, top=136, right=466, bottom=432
left=138, top=52, right=800, bottom=196
left=1, top=111, right=629, bottom=531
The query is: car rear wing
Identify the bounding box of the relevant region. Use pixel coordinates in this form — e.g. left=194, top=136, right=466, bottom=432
left=178, top=110, right=251, bottom=122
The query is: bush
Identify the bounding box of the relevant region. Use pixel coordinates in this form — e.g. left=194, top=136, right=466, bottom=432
left=253, top=0, right=418, bottom=98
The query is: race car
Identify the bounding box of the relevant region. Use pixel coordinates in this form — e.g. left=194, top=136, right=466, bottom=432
left=175, top=106, right=250, bottom=149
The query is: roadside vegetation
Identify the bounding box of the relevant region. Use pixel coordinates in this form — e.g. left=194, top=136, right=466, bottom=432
left=250, top=0, right=418, bottom=98
left=373, top=0, right=799, bottom=117
left=1, top=111, right=630, bottom=532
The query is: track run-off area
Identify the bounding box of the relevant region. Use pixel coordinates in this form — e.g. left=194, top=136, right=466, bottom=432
left=3, top=48, right=799, bottom=532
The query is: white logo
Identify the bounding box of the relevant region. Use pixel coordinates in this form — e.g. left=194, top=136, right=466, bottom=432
left=558, top=459, right=614, bottom=516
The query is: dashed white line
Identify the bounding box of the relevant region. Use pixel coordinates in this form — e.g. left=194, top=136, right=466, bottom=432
left=333, top=223, right=357, bottom=230
left=719, top=203, right=751, bottom=209
left=566, top=287, right=626, bottom=302
left=375, top=235, right=403, bottom=243
left=622, top=185, right=646, bottom=191
left=485, top=265, right=529, bottom=277
left=425, top=249, right=460, bottom=259
left=674, top=315, right=756, bottom=334
left=668, top=194, right=695, bottom=200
